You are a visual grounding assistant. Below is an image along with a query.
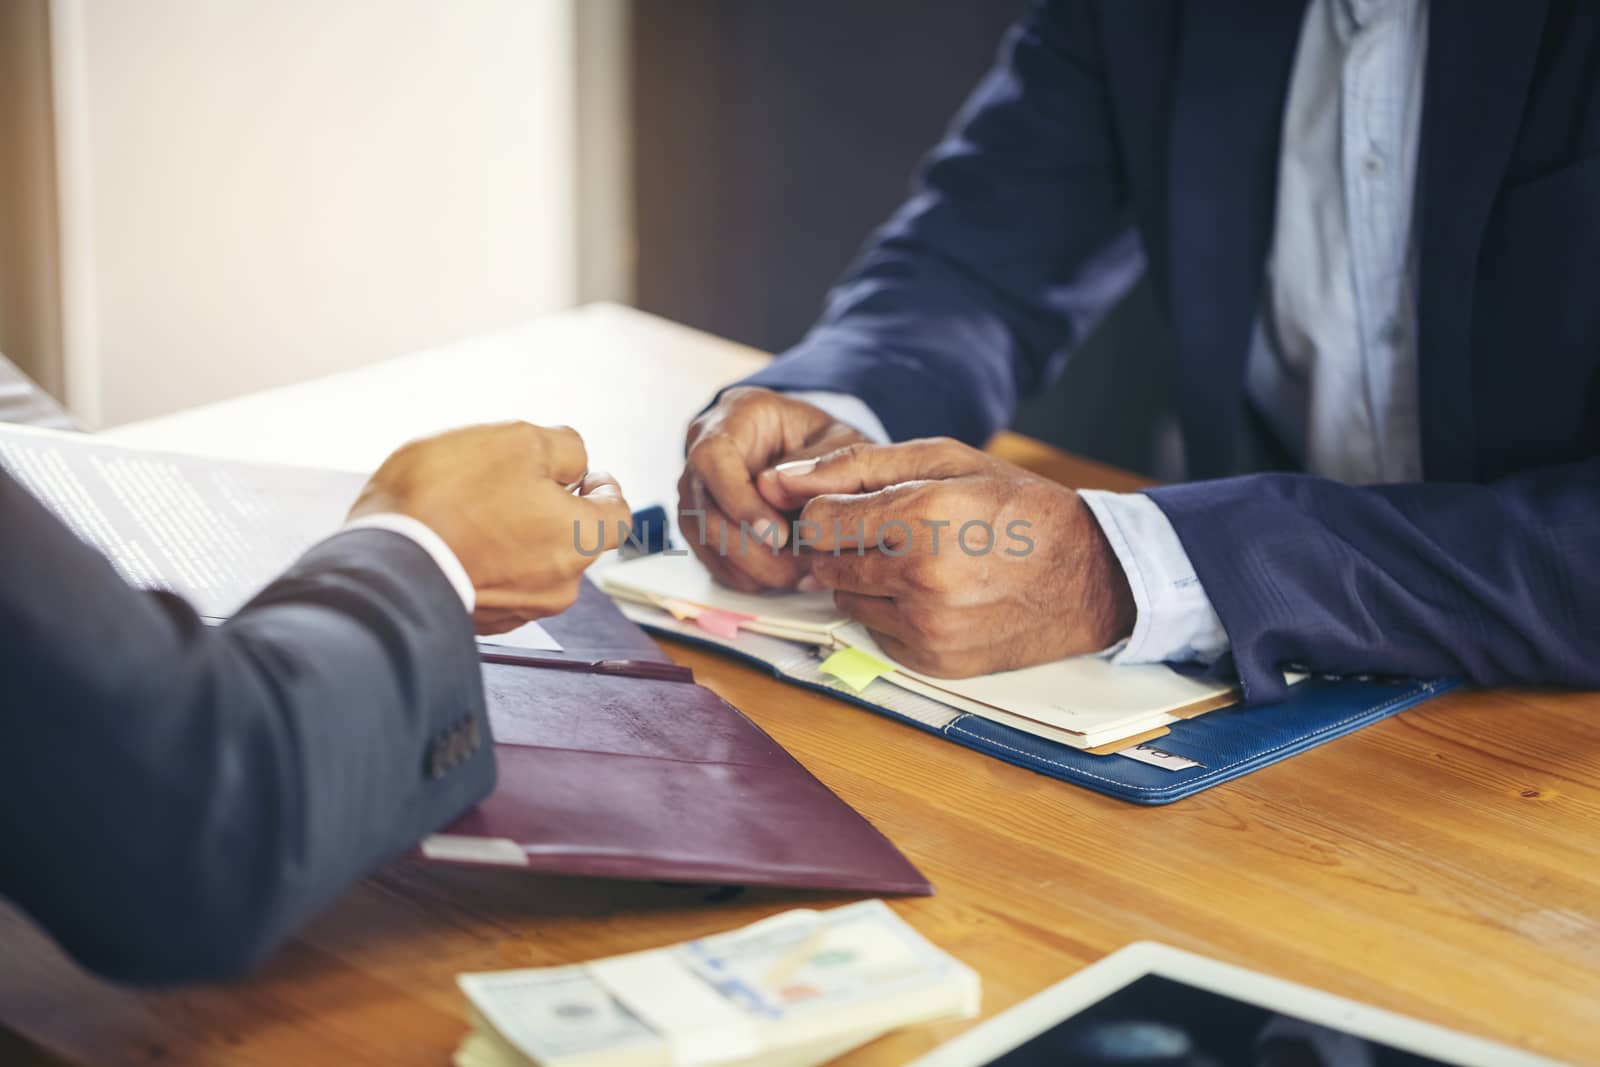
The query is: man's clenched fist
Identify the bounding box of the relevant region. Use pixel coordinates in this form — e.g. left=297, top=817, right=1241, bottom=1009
left=764, top=437, right=1136, bottom=678
left=678, top=387, right=869, bottom=592
left=351, top=421, right=630, bottom=634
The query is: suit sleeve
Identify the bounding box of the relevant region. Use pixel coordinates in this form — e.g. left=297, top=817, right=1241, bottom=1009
left=1147, top=459, right=1600, bottom=702
left=0, top=469, right=494, bottom=985
left=736, top=0, right=1143, bottom=445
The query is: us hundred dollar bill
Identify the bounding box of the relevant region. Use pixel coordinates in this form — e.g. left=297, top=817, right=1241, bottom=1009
left=455, top=900, right=980, bottom=1067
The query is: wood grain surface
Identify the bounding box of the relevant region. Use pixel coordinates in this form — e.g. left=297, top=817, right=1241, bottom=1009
left=3, top=330, right=1597, bottom=1066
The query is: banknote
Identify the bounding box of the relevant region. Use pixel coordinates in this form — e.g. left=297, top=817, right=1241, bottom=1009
left=456, top=900, right=979, bottom=1067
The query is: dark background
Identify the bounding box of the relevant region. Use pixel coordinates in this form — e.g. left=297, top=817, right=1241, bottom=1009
left=990, top=974, right=1447, bottom=1066
left=631, top=0, right=1180, bottom=477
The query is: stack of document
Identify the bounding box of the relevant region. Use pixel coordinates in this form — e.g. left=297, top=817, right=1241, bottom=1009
left=453, top=900, right=980, bottom=1067
left=600, top=553, right=1241, bottom=752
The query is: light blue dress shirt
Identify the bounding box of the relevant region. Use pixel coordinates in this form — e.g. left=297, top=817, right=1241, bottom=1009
left=804, top=0, right=1430, bottom=667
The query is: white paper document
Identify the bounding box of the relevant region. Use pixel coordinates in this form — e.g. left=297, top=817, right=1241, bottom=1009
left=478, top=619, right=563, bottom=654
left=0, top=425, right=562, bottom=654
left=0, top=425, right=367, bottom=618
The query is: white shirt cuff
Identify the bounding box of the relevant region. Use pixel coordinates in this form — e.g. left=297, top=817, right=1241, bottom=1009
left=787, top=391, right=892, bottom=444
left=340, top=513, right=476, bottom=612
left=1078, top=490, right=1229, bottom=665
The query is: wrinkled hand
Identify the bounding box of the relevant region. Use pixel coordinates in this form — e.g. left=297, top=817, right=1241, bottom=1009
left=764, top=437, right=1135, bottom=678
left=678, top=386, right=869, bottom=592
left=350, top=421, right=630, bottom=634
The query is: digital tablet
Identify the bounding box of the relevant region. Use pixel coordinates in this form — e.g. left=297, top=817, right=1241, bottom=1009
left=907, top=942, right=1566, bottom=1067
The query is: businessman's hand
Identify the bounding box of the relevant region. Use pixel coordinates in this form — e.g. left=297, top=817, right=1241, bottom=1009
left=351, top=421, right=630, bottom=634
left=763, top=437, right=1135, bottom=678
left=678, top=386, right=869, bottom=592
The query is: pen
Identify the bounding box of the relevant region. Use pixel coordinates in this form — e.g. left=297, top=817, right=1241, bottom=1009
left=478, top=650, right=694, bottom=684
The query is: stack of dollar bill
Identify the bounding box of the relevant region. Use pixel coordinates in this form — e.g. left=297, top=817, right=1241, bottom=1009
left=453, top=900, right=980, bottom=1067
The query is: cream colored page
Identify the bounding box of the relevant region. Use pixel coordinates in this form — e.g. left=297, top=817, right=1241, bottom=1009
left=601, top=551, right=843, bottom=631
left=877, top=667, right=1179, bottom=747
left=836, top=624, right=1232, bottom=734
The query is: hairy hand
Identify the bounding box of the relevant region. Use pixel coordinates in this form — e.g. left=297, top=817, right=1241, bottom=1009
left=766, top=437, right=1135, bottom=677
left=351, top=421, right=630, bottom=634
left=678, top=386, right=868, bottom=592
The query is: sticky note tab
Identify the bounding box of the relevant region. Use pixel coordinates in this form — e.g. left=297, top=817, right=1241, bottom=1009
left=695, top=608, right=755, bottom=639
left=819, top=647, right=894, bottom=692
left=1117, top=744, right=1203, bottom=772
left=420, top=834, right=529, bottom=867
left=660, top=597, right=702, bottom=621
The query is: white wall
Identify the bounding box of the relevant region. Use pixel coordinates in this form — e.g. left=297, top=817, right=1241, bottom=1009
left=52, top=0, right=587, bottom=427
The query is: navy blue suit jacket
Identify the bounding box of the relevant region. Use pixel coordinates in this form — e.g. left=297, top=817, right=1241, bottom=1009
left=0, top=469, right=494, bottom=984
left=740, top=0, right=1600, bottom=701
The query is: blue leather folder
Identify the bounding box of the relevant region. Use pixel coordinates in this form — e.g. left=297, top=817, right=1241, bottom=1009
left=925, top=675, right=1459, bottom=804
left=649, top=619, right=1457, bottom=804
left=621, top=508, right=1460, bottom=804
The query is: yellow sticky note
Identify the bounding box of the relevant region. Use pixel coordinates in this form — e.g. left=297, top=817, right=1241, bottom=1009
left=819, top=647, right=894, bottom=693
left=659, top=597, right=702, bottom=621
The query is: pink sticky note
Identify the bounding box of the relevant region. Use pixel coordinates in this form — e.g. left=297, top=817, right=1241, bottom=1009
left=695, top=608, right=756, bottom=640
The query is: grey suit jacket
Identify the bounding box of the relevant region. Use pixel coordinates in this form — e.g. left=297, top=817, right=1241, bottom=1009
left=0, top=467, right=493, bottom=984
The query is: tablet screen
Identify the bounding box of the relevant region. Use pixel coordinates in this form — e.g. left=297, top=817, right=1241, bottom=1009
left=984, top=973, right=1454, bottom=1066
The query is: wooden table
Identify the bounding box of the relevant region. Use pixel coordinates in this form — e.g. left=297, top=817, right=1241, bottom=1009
left=3, top=307, right=1597, bottom=1065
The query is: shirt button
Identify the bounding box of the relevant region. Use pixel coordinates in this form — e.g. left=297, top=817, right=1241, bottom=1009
left=1363, top=155, right=1384, bottom=177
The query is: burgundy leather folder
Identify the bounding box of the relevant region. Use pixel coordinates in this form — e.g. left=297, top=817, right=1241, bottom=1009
left=423, top=581, right=932, bottom=895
